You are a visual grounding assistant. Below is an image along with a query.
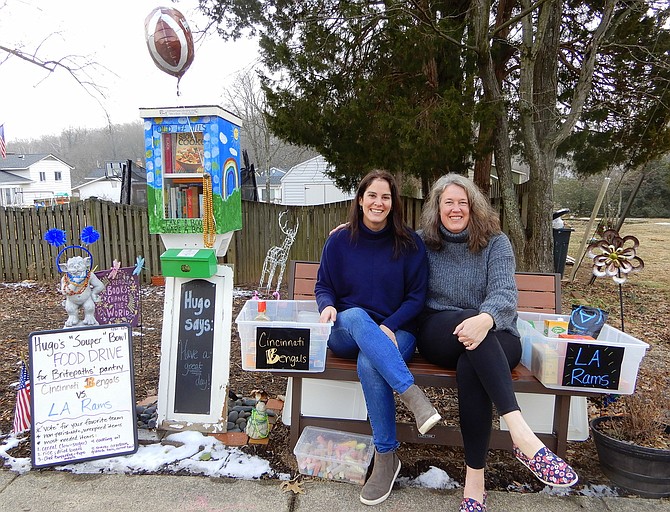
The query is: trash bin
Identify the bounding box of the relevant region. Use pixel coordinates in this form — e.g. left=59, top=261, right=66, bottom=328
left=553, top=228, right=573, bottom=276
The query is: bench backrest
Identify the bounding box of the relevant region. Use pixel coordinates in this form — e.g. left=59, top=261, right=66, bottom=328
left=288, top=260, right=561, bottom=314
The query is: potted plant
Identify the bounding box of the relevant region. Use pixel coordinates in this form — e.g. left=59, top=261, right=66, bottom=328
left=590, top=379, right=670, bottom=498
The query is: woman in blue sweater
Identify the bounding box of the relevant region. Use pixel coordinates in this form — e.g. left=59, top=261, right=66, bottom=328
left=417, top=174, right=577, bottom=512
left=315, top=170, right=440, bottom=506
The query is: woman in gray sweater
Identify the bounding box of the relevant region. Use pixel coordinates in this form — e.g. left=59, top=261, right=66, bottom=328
left=417, top=174, right=577, bottom=512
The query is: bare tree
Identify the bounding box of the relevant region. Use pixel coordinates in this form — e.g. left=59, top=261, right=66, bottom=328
left=220, top=72, right=318, bottom=201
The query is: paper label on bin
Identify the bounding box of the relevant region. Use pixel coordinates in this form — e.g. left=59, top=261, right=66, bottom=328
left=255, top=327, right=311, bottom=370
left=177, top=249, right=199, bottom=257
left=562, top=342, right=625, bottom=390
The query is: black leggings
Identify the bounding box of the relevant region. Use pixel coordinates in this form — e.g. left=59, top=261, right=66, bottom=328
left=417, top=308, right=522, bottom=469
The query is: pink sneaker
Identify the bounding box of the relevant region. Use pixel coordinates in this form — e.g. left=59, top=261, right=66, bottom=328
left=513, top=445, right=578, bottom=487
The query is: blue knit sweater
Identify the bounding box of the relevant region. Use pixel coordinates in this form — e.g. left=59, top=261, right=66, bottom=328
left=315, top=221, right=428, bottom=334
left=421, top=226, right=519, bottom=336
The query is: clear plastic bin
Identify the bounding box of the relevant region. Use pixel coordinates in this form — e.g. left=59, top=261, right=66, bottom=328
left=294, top=426, right=374, bottom=485
left=517, top=312, right=649, bottom=394
left=235, top=300, right=332, bottom=372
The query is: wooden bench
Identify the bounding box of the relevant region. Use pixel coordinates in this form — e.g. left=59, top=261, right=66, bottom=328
left=280, top=260, right=594, bottom=457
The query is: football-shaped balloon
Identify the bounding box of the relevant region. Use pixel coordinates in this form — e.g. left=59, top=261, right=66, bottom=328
left=144, top=7, right=195, bottom=79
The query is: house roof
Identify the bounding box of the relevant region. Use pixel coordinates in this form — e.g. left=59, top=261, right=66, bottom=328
left=256, top=167, right=286, bottom=186
left=82, top=164, right=147, bottom=183
left=0, top=171, right=31, bottom=185
left=0, top=153, right=72, bottom=170
left=286, top=155, right=332, bottom=174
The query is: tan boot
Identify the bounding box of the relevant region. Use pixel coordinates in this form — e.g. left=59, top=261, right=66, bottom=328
left=360, top=449, right=401, bottom=506
left=399, top=384, right=442, bottom=434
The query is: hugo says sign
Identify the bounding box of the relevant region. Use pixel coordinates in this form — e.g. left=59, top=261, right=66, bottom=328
left=562, top=342, right=625, bottom=390
left=255, top=326, right=310, bottom=370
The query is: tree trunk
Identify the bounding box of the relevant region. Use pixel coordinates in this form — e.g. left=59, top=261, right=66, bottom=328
left=471, top=0, right=526, bottom=264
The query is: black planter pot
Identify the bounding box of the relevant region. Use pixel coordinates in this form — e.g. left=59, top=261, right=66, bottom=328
left=590, top=416, right=670, bottom=498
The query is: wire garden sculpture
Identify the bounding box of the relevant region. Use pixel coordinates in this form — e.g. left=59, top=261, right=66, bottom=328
left=259, top=211, right=299, bottom=294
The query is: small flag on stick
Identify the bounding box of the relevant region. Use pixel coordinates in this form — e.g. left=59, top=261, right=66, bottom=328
left=12, top=361, right=31, bottom=434
left=0, top=124, right=6, bottom=159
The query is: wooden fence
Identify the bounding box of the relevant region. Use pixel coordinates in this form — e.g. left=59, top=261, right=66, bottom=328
left=0, top=198, right=423, bottom=286
left=0, top=200, right=163, bottom=284
left=0, top=183, right=526, bottom=286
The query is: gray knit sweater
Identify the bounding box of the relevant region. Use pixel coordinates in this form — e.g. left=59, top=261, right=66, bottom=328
left=420, top=226, right=519, bottom=336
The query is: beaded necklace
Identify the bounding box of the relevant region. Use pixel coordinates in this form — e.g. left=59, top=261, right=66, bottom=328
left=62, top=272, right=91, bottom=296
left=202, top=173, right=216, bottom=248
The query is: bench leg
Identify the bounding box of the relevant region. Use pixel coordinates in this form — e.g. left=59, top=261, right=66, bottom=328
left=288, top=376, right=303, bottom=449
left=552, top=395, right=571, bottom=458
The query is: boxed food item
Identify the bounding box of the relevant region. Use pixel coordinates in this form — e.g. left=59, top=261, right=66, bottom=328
left=559, top=334, right=595, bottom=340
left=517, top=312, right=649, bottom=394
left=235, top=300, right=332, bottom=372
left=294, top=426, right=374, bottom=484
left=543, top=319, right=568, bottom=336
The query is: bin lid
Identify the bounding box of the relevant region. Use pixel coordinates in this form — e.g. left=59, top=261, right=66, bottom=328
left=552, top=208, right=570, bottom=219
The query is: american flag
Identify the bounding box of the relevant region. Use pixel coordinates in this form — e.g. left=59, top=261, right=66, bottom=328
left=0, top=124, right=6, bottom=159
left=12, top=361, right=31, bottom=434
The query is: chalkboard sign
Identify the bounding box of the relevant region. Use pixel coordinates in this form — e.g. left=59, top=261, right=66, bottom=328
left=255, top=326, right=311, bottom=370
left=561, top=342, right=625, bottom=390
left=29, top=324, right=137, bottom=468
left=174, top=279, right=216, bottom=414
left=94, top=267, right=141, bottom=326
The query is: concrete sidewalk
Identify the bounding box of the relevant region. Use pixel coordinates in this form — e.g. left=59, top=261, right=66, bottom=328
left=0, top=470, right=668, bottom=512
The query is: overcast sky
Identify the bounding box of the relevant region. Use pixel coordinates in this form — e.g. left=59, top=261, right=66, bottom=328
left=0, top=1, right=259, bottom=142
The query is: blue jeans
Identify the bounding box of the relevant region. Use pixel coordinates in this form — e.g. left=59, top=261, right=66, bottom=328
left=327, top=307, right=417, bottom=453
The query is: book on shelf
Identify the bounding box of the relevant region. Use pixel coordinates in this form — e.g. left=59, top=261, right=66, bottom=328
left=164, top=181, right=204, bottom=219
left=174, top=132, right=204, bottom=173
left=163, top=133, right=174, bottom=174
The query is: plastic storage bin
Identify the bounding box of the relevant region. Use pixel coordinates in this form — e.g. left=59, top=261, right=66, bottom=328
left=235, top=300, right=331, bottom=372
left=517, top=312, right=649, bottom=394
left=282, top=377, right=368, bottom=426
left=294, top=426, right=374, bottom=484
left=500, top=393, right=589, bottom=441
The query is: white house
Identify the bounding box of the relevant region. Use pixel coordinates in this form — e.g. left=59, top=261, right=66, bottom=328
left=0, top=153, right=72, bottom=207
left=74, top=169, right=122, bottom=202
left=255, top=167, right=286, bottom=203
left=73, top=162, right=148, bottom=206
left=281, top=155, right=355, bottom=205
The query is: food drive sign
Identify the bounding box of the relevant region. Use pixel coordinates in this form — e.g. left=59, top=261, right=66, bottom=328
left=255, top=326, right=310, bottom=370
left=29, top=324, right=137, bottom=468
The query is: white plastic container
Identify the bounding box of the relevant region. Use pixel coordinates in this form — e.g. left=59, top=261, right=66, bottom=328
left=294, top=426, right=374, bottom=485
left=499, top=393, right=589, bottom=441
left=235, top=300, right=331, bottom=372
left=517, top=312, right=649, bottom=394
left=282, top=377, right=368, bottom=426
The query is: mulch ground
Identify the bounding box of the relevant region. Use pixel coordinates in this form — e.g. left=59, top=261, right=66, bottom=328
left=0, top=273, right=667, bottom=495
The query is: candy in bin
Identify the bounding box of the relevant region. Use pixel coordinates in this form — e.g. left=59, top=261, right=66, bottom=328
left=294, top=426, right=374, bottom=485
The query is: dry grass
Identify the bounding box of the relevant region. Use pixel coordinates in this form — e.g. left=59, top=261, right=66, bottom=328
left=565, top=217, right=670, bottom=290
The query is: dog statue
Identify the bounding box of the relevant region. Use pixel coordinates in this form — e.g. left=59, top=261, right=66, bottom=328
left=59, top=255, right=105, bottom=327
left=245, top=389, right=270, bottom=439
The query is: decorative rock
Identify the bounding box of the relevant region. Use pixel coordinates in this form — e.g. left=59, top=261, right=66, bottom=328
left=136, top=400, right=159, bottom=430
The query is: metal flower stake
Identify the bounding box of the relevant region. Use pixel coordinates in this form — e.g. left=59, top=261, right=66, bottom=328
left=587, top=229, right=644, bottom=331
